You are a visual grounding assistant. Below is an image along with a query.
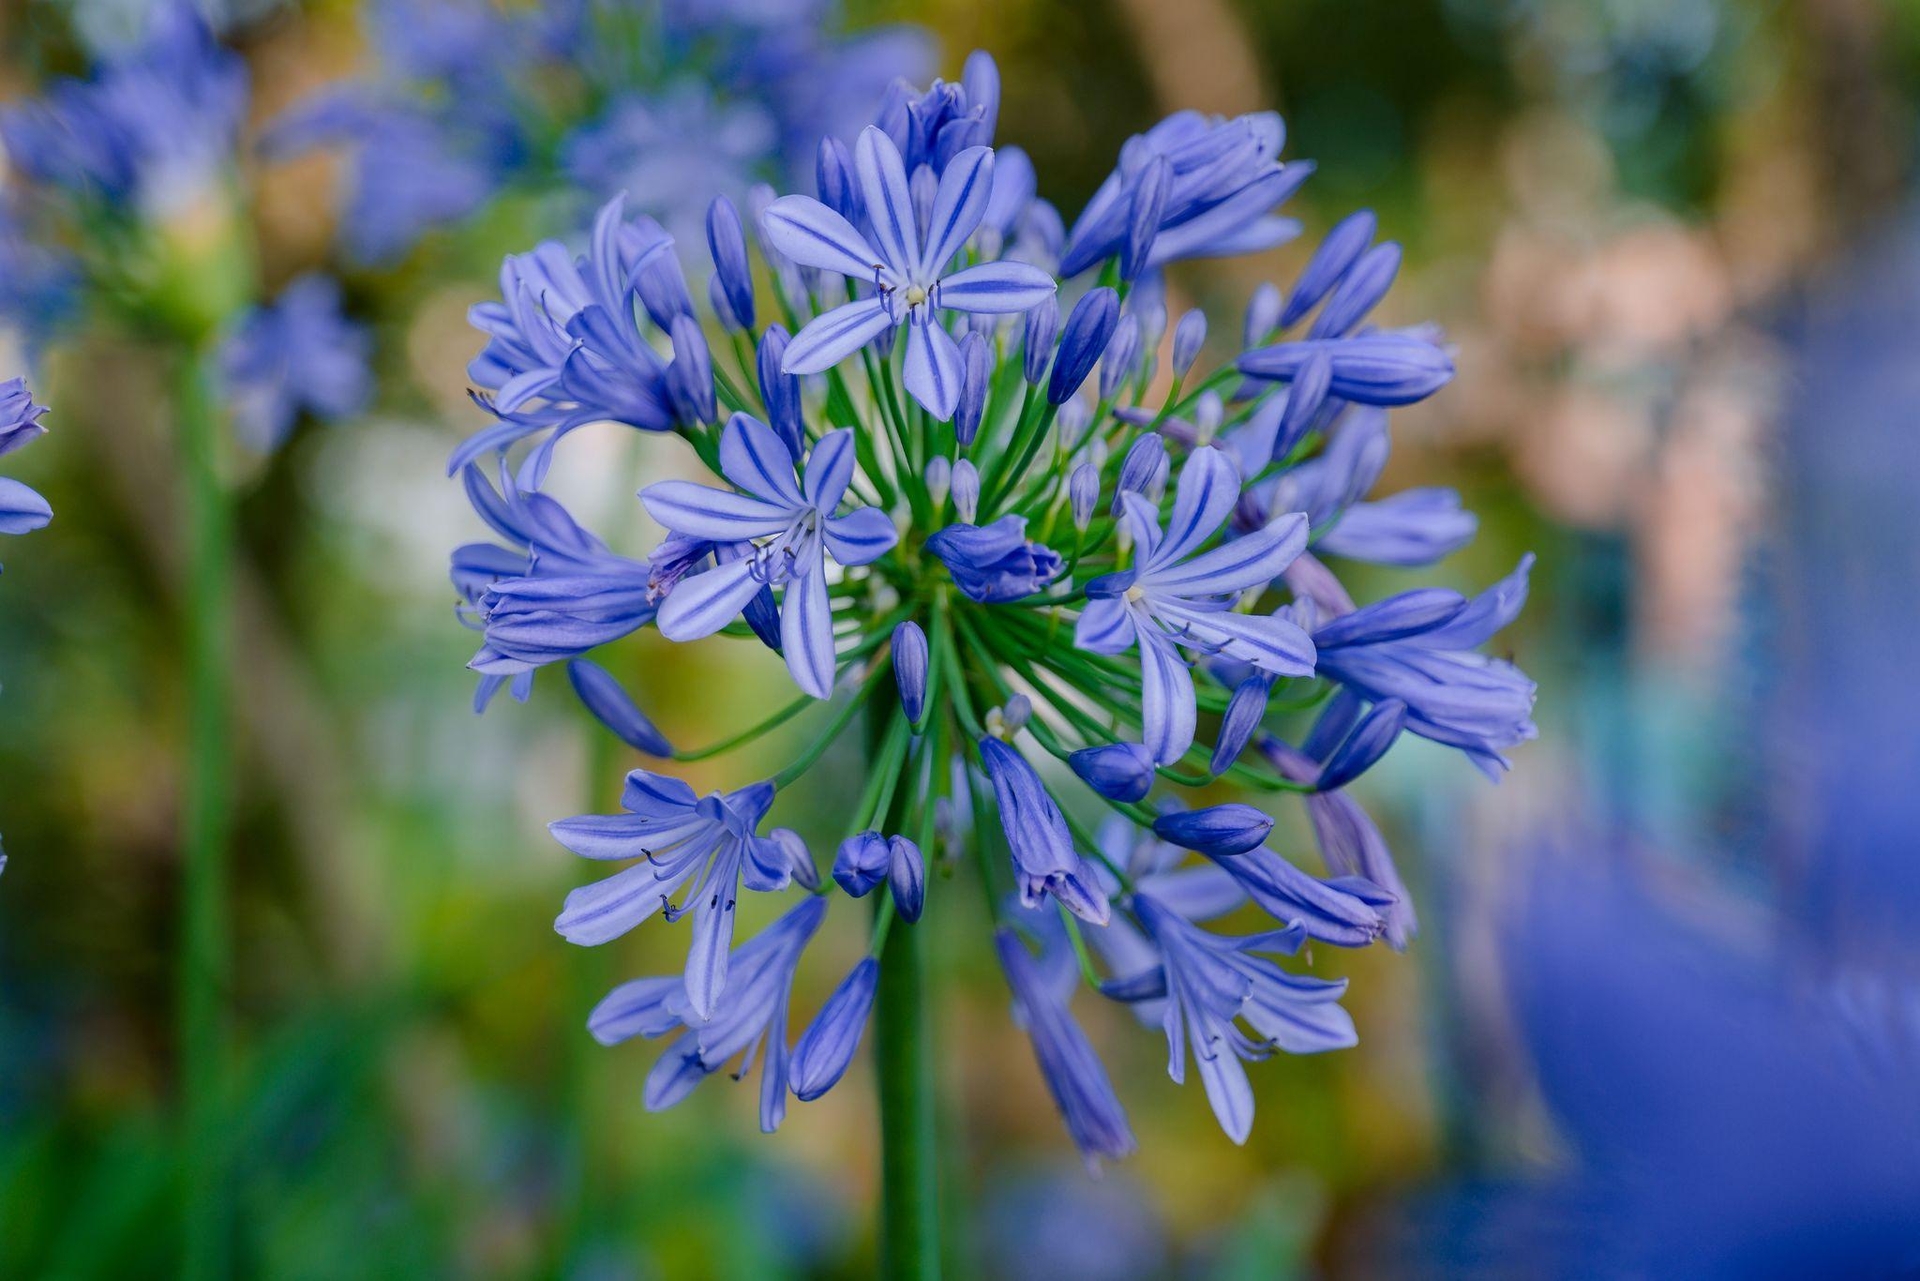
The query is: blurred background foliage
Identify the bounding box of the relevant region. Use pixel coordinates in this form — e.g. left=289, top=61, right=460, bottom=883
left=3, top=0, right=1918, bottom=1276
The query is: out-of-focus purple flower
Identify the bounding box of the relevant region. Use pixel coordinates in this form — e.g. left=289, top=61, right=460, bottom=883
left=0, top=1, right=246, bottom=219
left=219, top=275, right=371, bottom=452
left=565, top=84, right=778, bottom=252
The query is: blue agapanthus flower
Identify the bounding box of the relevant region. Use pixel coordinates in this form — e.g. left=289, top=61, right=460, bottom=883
left=448, top=50, right=1532, bottom=1165
left=219, top=276, right=372, bottom=452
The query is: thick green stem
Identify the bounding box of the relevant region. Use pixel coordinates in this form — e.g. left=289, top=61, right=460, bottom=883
left=176, top=346, right=232, bottom=1281
left=875, top=911, right=939, bottom=1280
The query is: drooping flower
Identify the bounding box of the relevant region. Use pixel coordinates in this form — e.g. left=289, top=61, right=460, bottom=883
left=1075, top=446, right=1315, bottom=764
left=641, top=415, right=898, bottom=698
left=924, top=515, right=1061, bottom=603
left=1312, top=556, right=1538, bottom=776
left=761, top=127, right=1056, bottom=418
left=551, top=769, right=797, bottom=1020
left=219, top=275, right=372, bottom=452
left=978, top=736, right=1110, bottom=925
left=995, top=925, right=1136, bottom=1169
left=1104, top=892, right=1356, bottom=1144
left=590, top=895, right=826, bottom=1133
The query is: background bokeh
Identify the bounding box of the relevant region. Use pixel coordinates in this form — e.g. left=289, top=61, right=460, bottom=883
left=4, top=0, right=1919, bottom=1276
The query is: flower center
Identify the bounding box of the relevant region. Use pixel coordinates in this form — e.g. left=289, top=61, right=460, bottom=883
left=904, top=284, right=928, bottom=307
left=751, top=509, right=822, bottom=585
left=1125, top=585, right=1146, bottom=604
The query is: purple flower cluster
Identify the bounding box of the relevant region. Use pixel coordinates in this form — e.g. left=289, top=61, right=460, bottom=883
left=448, top=50, right=1533, bottom=1162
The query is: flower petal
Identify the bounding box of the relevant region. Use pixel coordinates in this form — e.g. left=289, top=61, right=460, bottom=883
left=782, top=298, right=896, bottom=375
left=921, top=145, right=994, bottom=275
left=657, top=557, right=765, bottom=641
left=1146, top=512, right=1307, bottom=597
left=641, top=480, right=789, bottom=542
left=1073, top=596, right=1138, bottom=655
left=824, top=507, right=899, bottom=566
left=760, top=194, right=884, bottom=279
left=854, top=125, right=920, bottom=277
left=1152, top=445, right=1240, bottom=571
left=780, top=556, right=836, bottom=698
left=937, top=261, right=1058, bottom=314
left=1140, top=629, right=1197, bottom=765
left=904, top=320, right=965, bottom=420
left=718, top=413, right=803, bottom=507
left=1157, top=600, right=1317, bottom=677
left=803, top=427, right=856, bottom=512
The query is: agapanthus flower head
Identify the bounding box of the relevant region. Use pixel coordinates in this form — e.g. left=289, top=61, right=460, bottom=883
left=449, top=48, right=1531, bottom=1164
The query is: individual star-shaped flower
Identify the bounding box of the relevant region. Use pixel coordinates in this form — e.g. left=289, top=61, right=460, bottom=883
left=761, top=125, right=1056, bottom=419
left=1075, top=445, right=1315, bottom=765
left=641, top=413, right=897, bottom=698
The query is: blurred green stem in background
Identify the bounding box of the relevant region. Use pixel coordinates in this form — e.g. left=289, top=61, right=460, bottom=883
left=176, top=344, right=233, bottom=1280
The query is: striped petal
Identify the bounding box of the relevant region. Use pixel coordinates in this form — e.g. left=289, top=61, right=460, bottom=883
left=920, top=145, right=994, bottom=276
left=937, top=261, right=1057, bottom=315
left=824, top=507, right=898, bottom=567
left=1139, top=628, right=1196, bottom=765
left=782, top=298, right=896, bottom=376
left=781, top=555, right=836, bottom=699
left=641, top=480, right=789, bottom=542
left=657, top=557, right=765, bottom=641
left=760, top=194, right=884, bottom=279
left=904, top=320, right=964, bottom=421
left=854, top=125, right=920, bottom=277
left=1145, top=512, right=1307, bottom=597
left=1151, top=445, right=1239, bottom=571
left=803, top=428, right=856, bottom=512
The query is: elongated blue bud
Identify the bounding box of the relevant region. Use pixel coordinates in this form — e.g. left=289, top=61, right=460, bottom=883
left=1273, top=351, right=1331, bottom=461
left=637, top=252, right=695, bottom=331
left=1049, top=287, right=1119, bottom=405
left=834, top=831, right=890, bottom=898
left=924, top=456, right=951, bottom=509
left=1113, top=432, right=1165, bottom=513
left=952, top=457, right=980, bottom=523
left=1120, top=155, right=1171, bottom=281
left=1172, top=308, right=1207, bottom=376
left=705, top=195, right=755, bottom=331
left=757, top=324, right=804, bottom=459
left=1056, top=398, right=1093, bottom=455
left=956, top=331, right=991, bottom=447
left=1070, top=462, right=1100, bottom=530
left=743, top=583, right=782, bottom=652
left=893, top=621, right=929, bottom=724
left=567, top=659, right=672, bottom=756
left=1099, top=314, right=1140, bottom=401
left=1317, top=698, right=1407, bottom=791
left=707, top=274, right=741, bottom=333
left=1244, top=282, right=1282, bottom=348
left=888, top=835, right=926, bottom=923
left=1023, top=298, right=1059, bottom=384
left=1210, top=672, right=1274, bottom=775
left=1309, top=241, right=1400, bottom=340
left=769, top=826, right=819, bottom=892
left=1069, top=742, right=1155, bottom=802
left=1152, top=802, right=1273, bottom=858
left=1238, top=334, right=1453, bottom=406
left=1283, top=209, right=1376, bottom=328
left=666, top=314, right=715, bottom=425
left=790, top=957, right=879, bottom=1101
left=816, top=136, right=862, bottom=224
